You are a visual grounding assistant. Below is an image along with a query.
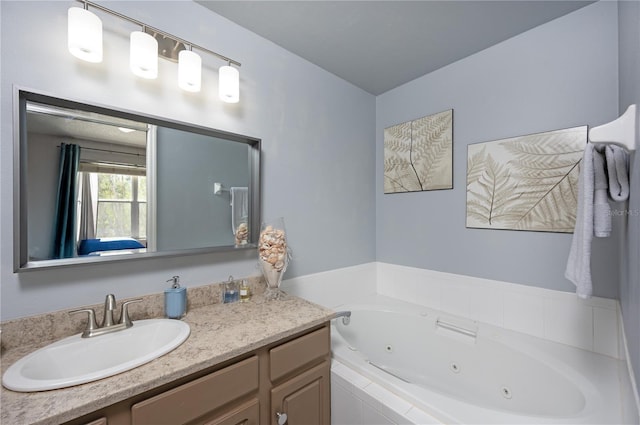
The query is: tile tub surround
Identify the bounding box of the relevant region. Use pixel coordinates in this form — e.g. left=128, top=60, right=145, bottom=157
left=0, top=275, right=265, bottom=352
left=284, top=262, right=624, bottom=358
left=0, top=293, right=334, bottom=425
left=332, top=360, right=442, bottom=425
left=375, top=262, right=622, bottom=358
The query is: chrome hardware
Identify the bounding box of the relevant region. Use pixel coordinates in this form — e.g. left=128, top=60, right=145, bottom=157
left=435, top=318, right=477, bottom=339
left=119, top=299, right=143, bottom=327
left=102, top=294, right=117, bottom=327
left=69, top=295, right=142, bottom=338
left=69, top=308, right=99, bottom=337
left=333, top=310, right=351, bottom=325
left=276, top=412, right=288, bottom=425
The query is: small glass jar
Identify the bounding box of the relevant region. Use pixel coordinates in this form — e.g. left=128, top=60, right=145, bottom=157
left=223, top=275, right=239, bottom=303
left=239, top=279, right=251, bottom=302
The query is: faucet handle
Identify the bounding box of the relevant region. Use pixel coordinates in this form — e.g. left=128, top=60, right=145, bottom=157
left=69, top=308, right=99, bottom=338
left=119, top=299, right=143, bottom=327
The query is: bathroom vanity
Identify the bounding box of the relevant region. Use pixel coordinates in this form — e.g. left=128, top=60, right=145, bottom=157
left=0, top=295, right=334, bottom=425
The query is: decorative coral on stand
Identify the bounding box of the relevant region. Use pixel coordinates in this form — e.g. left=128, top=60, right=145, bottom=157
left=258, top=217, right=289, bottom=300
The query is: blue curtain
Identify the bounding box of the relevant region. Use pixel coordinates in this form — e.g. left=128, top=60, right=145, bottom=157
left=52, top=143, right=81, bottom=259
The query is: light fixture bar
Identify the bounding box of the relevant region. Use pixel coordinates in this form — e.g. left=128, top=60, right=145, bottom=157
left=77, top=0, right=241, bottom=67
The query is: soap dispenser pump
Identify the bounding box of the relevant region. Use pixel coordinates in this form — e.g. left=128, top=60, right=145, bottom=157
left=165, top=275, right=187, bottom=319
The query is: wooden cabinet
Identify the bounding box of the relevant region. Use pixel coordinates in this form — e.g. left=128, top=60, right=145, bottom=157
left=131, top=356, right=259, bottom=425
left=270, top=362, right=330, bottom=425
left=63, top=324, right=330, bottom=425
left=82, top=419, right=107, bottom=425
left=269, top=327, right=331, bottom=425
left=204, top=399, right=260, bottom=425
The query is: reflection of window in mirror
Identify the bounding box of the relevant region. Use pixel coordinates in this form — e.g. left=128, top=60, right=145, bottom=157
left=78, top=172, right=147, bottom=246
left=26, top=101, right=152, bottom=259
left=73, top=138, right=150, bottom=257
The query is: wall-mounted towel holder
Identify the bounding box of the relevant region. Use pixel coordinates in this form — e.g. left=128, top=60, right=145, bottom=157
left=589, top=104, right=637, bottom=151
left=213, top=182, right=229, bottom=196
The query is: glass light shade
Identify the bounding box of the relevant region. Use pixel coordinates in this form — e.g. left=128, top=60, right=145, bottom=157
left=178, top=50, right=202, bottom=92
left=130, top=31, right=158, bottom=79
left=67, top=7, right=103, bottom=63
left=219, top=65, right=239, bottom=103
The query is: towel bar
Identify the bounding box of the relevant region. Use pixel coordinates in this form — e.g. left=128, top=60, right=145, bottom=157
left=213, top=182, right=229, bottom=195
left=589, top=104, right=637, bottom=152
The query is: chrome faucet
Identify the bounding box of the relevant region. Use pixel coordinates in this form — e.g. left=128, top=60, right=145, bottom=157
left=333, top=310, right=351, bottom=325
left=102, top=294, right=117, bottom=327
left=70, top=294, right=142, bottom=338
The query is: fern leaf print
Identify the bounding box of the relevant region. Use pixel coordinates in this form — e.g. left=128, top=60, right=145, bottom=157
left=384, top=110, right=453, bottom=193
left=466, top=126, right=587, bottom=232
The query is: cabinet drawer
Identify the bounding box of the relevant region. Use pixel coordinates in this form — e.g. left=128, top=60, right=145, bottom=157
left=203, top=398, right=259, bottom=425
left=131, top=356, right=259, bottom=425
left=270, top=327, right=329, bottom=382
left=83, top=419, right=107, bottom=425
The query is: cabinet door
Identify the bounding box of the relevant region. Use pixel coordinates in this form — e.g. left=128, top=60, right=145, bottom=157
left=203, top=399, right=259, bottom=425
left=270, top=362, right=330, bottom=425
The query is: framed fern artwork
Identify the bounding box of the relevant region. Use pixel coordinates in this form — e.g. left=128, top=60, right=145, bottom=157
left=384, top=109, right=453, bottom=194
left=466, top=126, right=587, bottom=233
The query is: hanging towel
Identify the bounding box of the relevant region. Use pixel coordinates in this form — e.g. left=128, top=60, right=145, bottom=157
left=592, top=148, right=611, bottom=237
left=230, top=187, right=248, bottom=234
left=565, top=144, right=595, bottom=299
left=604, top=146, right=630, bottom=201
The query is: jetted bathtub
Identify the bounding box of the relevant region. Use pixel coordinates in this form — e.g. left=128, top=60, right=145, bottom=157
left=331, top=298, right=624, bottom=424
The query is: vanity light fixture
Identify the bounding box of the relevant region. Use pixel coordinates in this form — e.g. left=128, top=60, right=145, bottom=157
left=67, top=0, right=241, bottom=100
left=219, top=62, right=240, bottom=103
left=178, top=49, right=202, bottom=92
left=130, top=29, right=158, bottom=79
left=67, top=6, right=103, bottom=63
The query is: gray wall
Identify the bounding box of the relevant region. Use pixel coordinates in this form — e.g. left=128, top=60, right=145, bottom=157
left=155, top=128, right=248, bottom=250
left=618, top=0, right=640, bottom=398
left=0, top=1, right=375, bottom=320
left=376, top=1, right=621, bottom=298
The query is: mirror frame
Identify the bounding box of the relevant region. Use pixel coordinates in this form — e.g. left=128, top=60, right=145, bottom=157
left=13, top=87, right=261, bottom=272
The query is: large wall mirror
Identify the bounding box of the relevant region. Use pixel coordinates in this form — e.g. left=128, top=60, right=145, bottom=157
left=14, top=89, right=260, bottom=272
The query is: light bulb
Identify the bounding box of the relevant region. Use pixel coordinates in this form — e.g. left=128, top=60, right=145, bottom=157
left=178, top=50, right=202, bottom=92
left=68, top=7, right=103, bottom=63
left=219, top=65, right=239, bottom=103
left=130, top=31, right=158, bottom=79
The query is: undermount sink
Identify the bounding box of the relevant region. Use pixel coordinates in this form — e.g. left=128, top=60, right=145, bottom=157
left=2, top=319, right=190, bottom=392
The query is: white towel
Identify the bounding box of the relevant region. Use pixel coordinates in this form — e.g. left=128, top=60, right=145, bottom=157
left=604, top=146, right=630, bottom=201
left=230, top=187, right=248, bottom=234
left=565, top=144, right=595, bottom=299
left=592, top=148, right=611, bottom=237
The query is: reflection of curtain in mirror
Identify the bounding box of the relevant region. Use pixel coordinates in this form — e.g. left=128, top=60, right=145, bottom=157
left=78, top=172, right=98, bottom=241
left=52, top=143, right=81, bottom=259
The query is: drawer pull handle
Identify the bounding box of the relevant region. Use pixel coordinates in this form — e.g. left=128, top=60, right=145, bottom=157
left=276, top=412, right=288, bottom=425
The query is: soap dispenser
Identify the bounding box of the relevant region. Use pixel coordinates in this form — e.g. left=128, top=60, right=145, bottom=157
left=165, top=276, right=187, bottom=319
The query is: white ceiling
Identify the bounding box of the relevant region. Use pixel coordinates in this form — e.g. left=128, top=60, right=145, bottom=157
left=197, top=0, right=594, bottom=95
left=27, top=104, right=147, bottom=147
